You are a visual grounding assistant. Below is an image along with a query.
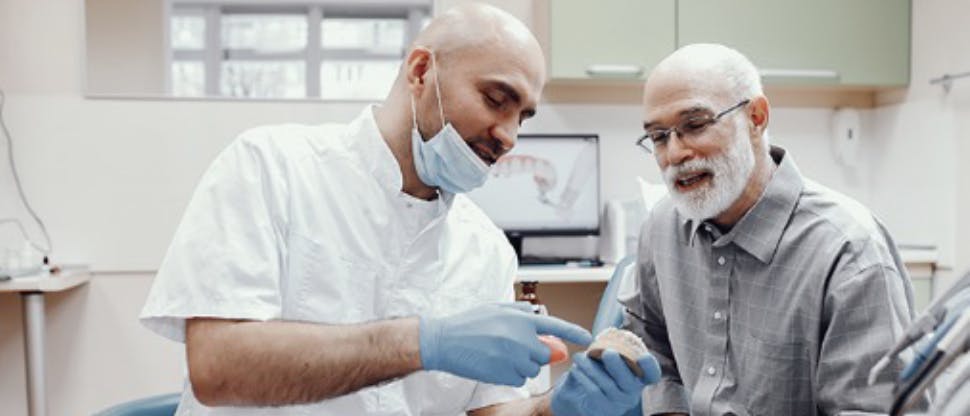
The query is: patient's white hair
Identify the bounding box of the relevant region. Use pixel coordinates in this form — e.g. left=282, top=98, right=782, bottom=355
left=659, top=43, right=761, bottom=99
left=652, top=43, right=771, bottom=149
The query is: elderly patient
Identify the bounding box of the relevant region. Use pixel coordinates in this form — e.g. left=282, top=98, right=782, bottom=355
left=619, top=43, right=919, bottom=415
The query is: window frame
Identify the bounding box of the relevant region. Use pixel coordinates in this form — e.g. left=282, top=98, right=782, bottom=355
left=164, top=0, right=430, bottom=100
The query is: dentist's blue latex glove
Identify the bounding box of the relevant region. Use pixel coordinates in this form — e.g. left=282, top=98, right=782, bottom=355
left=550, top=349, right=661, bottom=416
left=419, top=303, right=593, bottom=386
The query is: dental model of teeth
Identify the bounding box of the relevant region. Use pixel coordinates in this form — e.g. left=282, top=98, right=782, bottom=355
left=586, top=327, right=649, bottom=377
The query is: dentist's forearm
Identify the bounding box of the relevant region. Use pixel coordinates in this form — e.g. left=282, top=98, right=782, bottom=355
left=185, top=317, right=422, bottom=406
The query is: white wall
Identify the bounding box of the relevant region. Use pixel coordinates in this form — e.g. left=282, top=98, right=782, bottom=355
left=0, top=0, right=956, bottom=414
left=870, top=0, right=970, bottom=291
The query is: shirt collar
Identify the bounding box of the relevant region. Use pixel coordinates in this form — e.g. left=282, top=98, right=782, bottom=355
left=345, top=105, right=403, bottom=194
left=345, top=105, right=456, bottom=209
left=679, top=146, right=803, bottom=264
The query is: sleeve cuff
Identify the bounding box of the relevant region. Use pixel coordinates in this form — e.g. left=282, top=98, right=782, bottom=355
left=641, top=379, right=690, bottom=415
left=140, top=298, right=282, bottom=343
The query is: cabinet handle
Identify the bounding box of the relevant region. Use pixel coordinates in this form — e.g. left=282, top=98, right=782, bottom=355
left=759, top=68, right=839, bottom=79
left=586, top=64, right=644, bottom=78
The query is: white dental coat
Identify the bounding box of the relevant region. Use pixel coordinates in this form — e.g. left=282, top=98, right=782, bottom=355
left=140, top=106, right=526, bottom=415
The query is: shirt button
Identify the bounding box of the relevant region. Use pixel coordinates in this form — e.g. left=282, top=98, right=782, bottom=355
left=713, top=311, right=723, bottom=320
left=707, top=366, right=717, bottom=376
left=717, top=256, right=726, bottom=265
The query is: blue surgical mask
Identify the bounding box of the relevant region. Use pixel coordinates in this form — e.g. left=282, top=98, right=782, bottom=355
left=411, top=51, right=490, bottom=194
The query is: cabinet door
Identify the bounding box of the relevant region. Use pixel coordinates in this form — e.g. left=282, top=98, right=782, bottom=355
left=677, top=0, right=910, bottom=87
left=550, top=0, right=676, bottom=81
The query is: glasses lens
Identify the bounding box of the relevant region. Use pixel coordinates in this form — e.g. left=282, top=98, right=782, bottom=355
left=679, top=116, right=715, bottom=137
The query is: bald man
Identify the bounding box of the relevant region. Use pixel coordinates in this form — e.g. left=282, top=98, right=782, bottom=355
left=618, top=44, right=919, bottom=415
left=139, top=4, right=604, bottom=414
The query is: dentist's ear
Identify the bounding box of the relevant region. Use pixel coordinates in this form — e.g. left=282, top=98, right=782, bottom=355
left=405, top=47, right=434, bottom=96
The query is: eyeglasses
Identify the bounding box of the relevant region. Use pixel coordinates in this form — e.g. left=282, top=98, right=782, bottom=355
left=636, top=99, right=751, bottom=154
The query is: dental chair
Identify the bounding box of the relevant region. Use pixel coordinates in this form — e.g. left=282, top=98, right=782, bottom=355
left=592, top=256, right=637, bottom=335
left=592, top=255, right=644, bottom=416
left=93, top=392, right=180, bottom=416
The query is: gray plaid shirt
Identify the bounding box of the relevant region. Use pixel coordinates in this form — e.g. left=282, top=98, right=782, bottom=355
left=621, top=146, right=916, bottom=416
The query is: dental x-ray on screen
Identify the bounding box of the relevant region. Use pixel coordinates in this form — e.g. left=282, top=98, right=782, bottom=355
left=467, top=134, right=599, bottom=234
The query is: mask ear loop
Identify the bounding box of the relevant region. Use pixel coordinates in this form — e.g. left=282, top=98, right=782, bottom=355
left=410, top=47, right=446, bottom=134
left=410, top=94, right=418, bottom=130
left=428, top=50, right=446, bottom=128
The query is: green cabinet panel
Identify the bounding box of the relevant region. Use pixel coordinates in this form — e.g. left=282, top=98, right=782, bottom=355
left=550, top=0, right=676, bottom=81
left=677, top=0, right=910, bottom=87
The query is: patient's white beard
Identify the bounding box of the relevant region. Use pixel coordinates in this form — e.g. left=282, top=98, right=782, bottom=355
left=663, top=127, right=755, bottom=221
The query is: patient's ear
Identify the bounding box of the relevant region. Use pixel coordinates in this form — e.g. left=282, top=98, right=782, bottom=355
left=749, top=95, right=770, bottom=134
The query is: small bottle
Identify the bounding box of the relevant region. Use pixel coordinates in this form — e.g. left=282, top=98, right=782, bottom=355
left=518, top=281, right=547, bottom=315
left=518, top=281, right=560, bottom=395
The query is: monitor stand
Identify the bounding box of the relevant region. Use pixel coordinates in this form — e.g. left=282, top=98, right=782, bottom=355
left=505, top=232, right=524, bottom=260
left=506, top=232, right=603, bottom=267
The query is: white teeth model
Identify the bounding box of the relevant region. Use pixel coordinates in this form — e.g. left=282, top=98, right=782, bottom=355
left=587, top=328, right=649, bottom=378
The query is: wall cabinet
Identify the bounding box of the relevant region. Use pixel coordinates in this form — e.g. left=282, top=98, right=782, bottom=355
left=677, top=0, right=910, bottom=87
left=548, top=0, right=910, bottom=87
left=549, top=0, right=676, bottom=81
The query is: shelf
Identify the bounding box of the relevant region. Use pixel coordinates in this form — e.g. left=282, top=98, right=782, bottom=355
left=517, top=265, right=615, bottom=283
left=0, top=266, right=92, bottom=293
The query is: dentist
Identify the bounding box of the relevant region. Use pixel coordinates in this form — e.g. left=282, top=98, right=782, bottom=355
left=140, top=4, right=610, bottom=415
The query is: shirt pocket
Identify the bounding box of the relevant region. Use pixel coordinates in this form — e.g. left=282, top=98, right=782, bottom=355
left=285, top=232, right=378, bottom=323
left=741, top=335, right=814, bottom=416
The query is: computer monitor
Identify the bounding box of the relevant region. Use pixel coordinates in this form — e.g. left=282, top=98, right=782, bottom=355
left=466, top=134, right=600, bottom=257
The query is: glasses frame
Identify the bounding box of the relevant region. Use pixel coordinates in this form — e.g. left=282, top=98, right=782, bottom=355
left=636, top=99, right=751, bottom=154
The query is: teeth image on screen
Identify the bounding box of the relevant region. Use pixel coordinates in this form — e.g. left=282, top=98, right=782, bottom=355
left=467, top=135, right=599, bottom=232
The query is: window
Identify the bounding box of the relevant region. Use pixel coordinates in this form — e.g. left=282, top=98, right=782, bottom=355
left=166, top=1, right=430, bottom=100
left=170, top=12, right=207, bottom=96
